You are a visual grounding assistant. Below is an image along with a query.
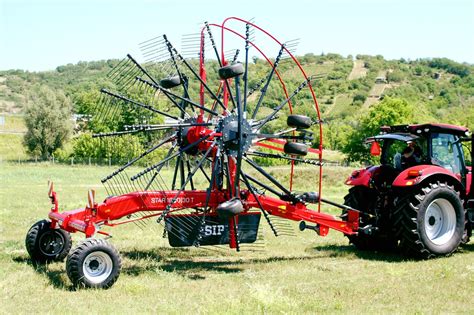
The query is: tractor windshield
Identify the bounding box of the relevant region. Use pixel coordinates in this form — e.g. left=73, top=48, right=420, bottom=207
left=431, top=133, right=464, bottom=174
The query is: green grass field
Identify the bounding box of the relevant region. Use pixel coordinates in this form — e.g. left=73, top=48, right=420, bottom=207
left=1, top=163, right=473, bottom=314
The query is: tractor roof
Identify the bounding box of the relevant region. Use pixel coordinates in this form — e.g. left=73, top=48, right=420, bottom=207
left=381, top=123, right=469, bottom=136
left=365, top=133, right=419, bottom=143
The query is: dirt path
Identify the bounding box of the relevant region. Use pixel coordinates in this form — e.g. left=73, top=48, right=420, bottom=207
left=347, top=60, right=367, bottom=80
left=362, top=83, right=388, bottom=110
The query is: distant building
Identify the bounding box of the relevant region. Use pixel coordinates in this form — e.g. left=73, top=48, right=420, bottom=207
left=375, top=76, right=387, bottom=84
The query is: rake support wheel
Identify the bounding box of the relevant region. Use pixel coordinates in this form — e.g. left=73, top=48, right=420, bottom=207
left=66, top=239, right=121, bottom=289
left=25, top=220, right=72, bottom=264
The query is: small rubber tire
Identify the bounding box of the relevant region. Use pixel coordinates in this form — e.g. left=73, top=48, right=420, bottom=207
left=217, top=198, right=244, bottom=218
left=218, top=63, right=244, bottom=80
left=25, top=220, right=72, bottom=264
left=284, top=142, right=308, bottom=156
left=66, top=239, right=121, bottom=289
left=160, top=75, right=182, bottom=89
left=394, top=182, right=464, bottom=258
left=287, top=115, right=312, bottom=129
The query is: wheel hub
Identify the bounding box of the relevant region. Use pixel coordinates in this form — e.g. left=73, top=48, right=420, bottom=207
left=39, top=231, right=65, bottom=256
left=83, top=251, right=113, bottom=284
left=428, top=216, right=436, bottom=226
left=218, top=114, right=254, bottom=156
left=424, top=198, right=456, bottom=245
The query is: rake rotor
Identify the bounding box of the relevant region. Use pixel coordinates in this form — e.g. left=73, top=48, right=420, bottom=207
left=45, top=18, right=361, bottom=253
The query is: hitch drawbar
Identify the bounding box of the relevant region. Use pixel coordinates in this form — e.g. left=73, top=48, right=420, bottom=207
left=298, top=191, right=362, bottom=236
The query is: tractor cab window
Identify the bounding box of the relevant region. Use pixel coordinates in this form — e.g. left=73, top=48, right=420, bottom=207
left=382, top=138, right=427, bottom=170
left=430, top=133, right=463, bottom=174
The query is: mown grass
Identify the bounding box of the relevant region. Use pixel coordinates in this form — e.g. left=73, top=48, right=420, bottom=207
left=0, top=163, right=473, bottom=314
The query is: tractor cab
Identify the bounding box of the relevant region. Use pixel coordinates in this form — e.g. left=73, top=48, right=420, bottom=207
left=361, top=124, right=470, bottom=190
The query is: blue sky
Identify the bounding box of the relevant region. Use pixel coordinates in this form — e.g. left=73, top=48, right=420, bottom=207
left=0, top=0, right=473, bottom=71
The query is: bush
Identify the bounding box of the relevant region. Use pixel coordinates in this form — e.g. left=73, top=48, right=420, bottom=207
left=352, top=93, right=367, bottom=103
left=387, top=70, right=405, bottom=83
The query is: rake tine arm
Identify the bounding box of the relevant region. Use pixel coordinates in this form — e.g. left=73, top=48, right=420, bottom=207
left=171, top=47, right=228, bottom=113
left=251, top=44, right=285, bottom=120
left=144, top=144, right=178, bottom=190
left=101, top=134, right=177, bottom=184
left=243, top=156, right=293, bottom=196
left=247, top=151, right=321, bottom=166
left=243, top=23, right=250, bottom=113
left=162, top=35, right=191, bottom=99
left=136, top=77, right=218, bottom=116
left=100, top=88, right=180, bottom=120
left=156, top=141, right=216, bottom=222
left=254, top=78, right=310, bottom=130
left=241, top=173, right=279, bottom=237
left=241, top=172, right=284, bottom=198
left=131, top=134, right=213, bottom=181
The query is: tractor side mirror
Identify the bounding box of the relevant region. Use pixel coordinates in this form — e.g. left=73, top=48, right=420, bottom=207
left=370, top=141, right=381, bottom=156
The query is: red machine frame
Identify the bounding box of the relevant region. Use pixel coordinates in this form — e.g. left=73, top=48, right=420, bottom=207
left=46, top=17, right=361, bottom=249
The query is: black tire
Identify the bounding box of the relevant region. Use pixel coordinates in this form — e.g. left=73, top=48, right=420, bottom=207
left=160, top=75, right=182, bottom=89
left=66, top=239, right=121, bottom=289
left=287, top=115, right=312, bottom=129
left=25, top=220, right=72, bottom=264
left=394, top=182, right=464, bottom=258
left=343, top=187, right=397, bottom=251
left=217, top=198, right=244, bottom=218
left=284, top=142, right=308, bottom=156
left=218, top=63, right=244, bottom=79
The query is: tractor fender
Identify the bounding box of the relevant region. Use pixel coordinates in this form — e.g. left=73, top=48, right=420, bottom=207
left=392, top=165, right=464, bottom=193
left=345, top=166, right=379, bottom=187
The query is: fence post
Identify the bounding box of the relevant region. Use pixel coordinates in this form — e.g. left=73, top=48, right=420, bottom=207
left=109, top=158, right=111, bottom=167
left=89, top=157, right=91, bottom=166
left=71, top=157, right=74, bottom=166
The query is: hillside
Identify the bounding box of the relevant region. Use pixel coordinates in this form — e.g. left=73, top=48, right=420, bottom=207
left=0, top=54, right=473, bottom=156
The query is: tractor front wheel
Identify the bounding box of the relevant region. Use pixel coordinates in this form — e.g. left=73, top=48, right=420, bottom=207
left=25, top=220, right=72, bottom=264
left=394, top=182, right=464, bottom=258
left=66, top=239, right=121, bottom=289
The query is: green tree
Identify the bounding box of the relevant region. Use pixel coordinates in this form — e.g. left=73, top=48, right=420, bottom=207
left=23, top=86, right=73, bottom=159
left=342, top=97, right=414, bottom=162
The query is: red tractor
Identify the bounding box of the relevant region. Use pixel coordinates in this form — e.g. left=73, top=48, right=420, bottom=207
left=344, top=123, right=473, bottom=258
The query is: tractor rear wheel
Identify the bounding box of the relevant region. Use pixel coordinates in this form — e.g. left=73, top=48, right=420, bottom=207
left=66, top=239, right=121, bottom=289
left=25, top=220, right=72, bottom=264
left=394, top=182, right=464, bottom=258
left=343, top=187, right=397, bottom=251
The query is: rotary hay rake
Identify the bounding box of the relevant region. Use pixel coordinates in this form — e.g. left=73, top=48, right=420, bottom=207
left=25, top=17, right=361, bottom=289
